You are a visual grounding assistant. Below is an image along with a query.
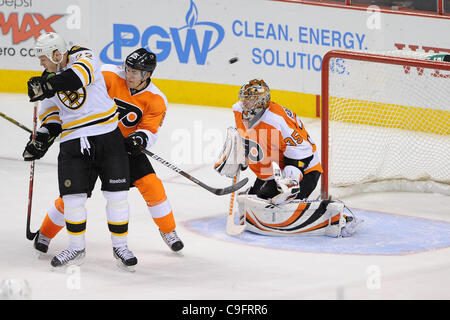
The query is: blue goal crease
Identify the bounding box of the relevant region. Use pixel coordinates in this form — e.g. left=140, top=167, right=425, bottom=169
left=183, top=209, right=450, bottom=255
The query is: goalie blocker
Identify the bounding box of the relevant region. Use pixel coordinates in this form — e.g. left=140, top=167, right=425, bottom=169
left=237, top=195, right=361, bottom=237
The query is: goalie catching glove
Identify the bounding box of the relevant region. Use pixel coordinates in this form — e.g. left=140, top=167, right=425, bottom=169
left=270, top=162, right=302, bottom=205
left=214, top=127, right=247, bottom=178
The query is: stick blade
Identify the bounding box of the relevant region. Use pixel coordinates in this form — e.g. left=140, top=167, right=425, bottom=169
left=26, top=231, right=37, bottom=241
left=226, top=215, right=246, bottom=235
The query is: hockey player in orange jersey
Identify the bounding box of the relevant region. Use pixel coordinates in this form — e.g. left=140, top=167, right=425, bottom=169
left=33, top=48, right=184, bottom=254
left=214, top=79, right=361, bottom=237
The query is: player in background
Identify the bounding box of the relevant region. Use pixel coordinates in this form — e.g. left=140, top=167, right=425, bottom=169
left=32, top=48, right=184, bottom=255
left=214, top=79, right=360, bottom=236
left=24, top=32, right=136, bottom=268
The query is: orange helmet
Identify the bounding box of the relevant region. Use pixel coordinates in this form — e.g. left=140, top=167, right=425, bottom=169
left=238, top=79, right=270, bottom=124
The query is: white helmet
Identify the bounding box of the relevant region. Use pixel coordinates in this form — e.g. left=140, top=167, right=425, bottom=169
left=34, top=32, right=67, bottom=64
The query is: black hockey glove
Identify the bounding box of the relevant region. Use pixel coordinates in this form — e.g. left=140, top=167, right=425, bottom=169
left=23, top=132, right=52, bottom=161
left=124, top=131, right=148, bottom=156
left=22, top=123, right=61, bottom=161
left=27, top=75, right=56, bottom=102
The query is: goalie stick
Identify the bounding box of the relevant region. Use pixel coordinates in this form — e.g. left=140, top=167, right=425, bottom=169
left=226, top=172, right=246, bottom=235
left=139, top=146, right=248, bottom=195
left=26, top=102, right=39, bottom=241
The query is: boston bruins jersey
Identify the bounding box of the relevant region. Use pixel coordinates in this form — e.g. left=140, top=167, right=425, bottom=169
left=233, top=101, right=323, bottom=180
left=101, top=64, right=168, bottom=148
left=39, top=46, right=118, bottom=142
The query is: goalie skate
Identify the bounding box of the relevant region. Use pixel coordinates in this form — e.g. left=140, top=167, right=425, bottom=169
left=341, top=215, right=363, bottom=237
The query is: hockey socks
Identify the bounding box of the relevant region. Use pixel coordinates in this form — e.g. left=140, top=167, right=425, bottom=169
left=153, top=212, right=176, bottom=234
left=50, top=193, right=87, bottom=268
left=104, top=190, right=130, bottom=248
left=39, top=197, right=65, bottom=239
left=134, top=173, right=178, bottom=233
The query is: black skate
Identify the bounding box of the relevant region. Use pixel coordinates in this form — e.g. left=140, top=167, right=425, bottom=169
left=51, top=248, right=85, bottom=268
left=34, top=231, right=50, bottom=254
left=159, top=229, right=184, bottom=252
left=113, top=246, right=137, bottom=272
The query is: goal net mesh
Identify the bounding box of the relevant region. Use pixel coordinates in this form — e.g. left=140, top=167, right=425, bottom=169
left=325, top=50, right=450, bottom=197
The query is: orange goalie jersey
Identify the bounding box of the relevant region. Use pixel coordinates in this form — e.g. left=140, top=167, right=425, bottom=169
left=233, top=100, right=323, bottom=180
left=101, top=64, right=167, bottom=147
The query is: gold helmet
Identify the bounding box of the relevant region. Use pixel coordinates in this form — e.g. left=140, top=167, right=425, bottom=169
left=238, top=79, right=270, bottom=123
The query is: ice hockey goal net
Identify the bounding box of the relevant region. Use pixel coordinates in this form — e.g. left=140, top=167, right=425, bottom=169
left=321, top=50, right=450, bottom=199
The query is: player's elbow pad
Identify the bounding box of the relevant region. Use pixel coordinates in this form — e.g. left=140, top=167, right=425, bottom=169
left=47, top=69, right=83, bottom=92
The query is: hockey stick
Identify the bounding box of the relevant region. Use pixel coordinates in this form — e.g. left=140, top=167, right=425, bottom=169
left=26, top=102, right=39, bottom=240
left=1, top=113, right=249, bottom=196
left=139, top=146, right=248, bottom=195
left=0, top=111, right=32, bottom=133
left=226, top=172, right=246, bottom=235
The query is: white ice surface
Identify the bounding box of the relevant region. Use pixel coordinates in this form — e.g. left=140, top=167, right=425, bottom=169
left=1, top=93, right=450, bottom=300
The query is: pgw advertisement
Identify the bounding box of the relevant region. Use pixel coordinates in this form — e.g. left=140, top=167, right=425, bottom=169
left=99, top=0, right=225, bottom=66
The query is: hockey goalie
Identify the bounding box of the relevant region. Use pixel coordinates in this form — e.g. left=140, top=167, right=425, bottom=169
left=214, top=79, right=361, bottom=237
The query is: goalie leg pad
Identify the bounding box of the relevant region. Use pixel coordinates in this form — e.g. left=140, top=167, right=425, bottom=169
left=237, top=195, right=345, bottom=237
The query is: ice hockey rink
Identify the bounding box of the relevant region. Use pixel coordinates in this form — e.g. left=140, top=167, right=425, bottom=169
left=1, top=92, right=450, bottom=301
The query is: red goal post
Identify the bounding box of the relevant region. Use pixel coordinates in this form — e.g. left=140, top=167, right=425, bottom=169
left=320, top=50, right=450, bottom=199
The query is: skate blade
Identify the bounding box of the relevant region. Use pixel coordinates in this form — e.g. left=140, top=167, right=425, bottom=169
left=115, top=260, right=136, bottom=273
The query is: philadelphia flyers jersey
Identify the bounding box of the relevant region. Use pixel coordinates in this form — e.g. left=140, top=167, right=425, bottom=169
left=39, top=46, right=118, bottom=143
left=101, top=64, right=168, bottom=148
left=233, top=101, right=322, bottom=180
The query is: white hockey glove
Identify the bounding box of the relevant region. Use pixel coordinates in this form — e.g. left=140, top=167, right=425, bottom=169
left=214, top=127, right=247, bottom=178
left=270, top=162, right=301, bottom=205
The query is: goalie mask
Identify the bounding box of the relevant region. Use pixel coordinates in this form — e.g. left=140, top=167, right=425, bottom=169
left=238, top=79, right=270, bottom=126
left=34, top=32, right=67, bottom=64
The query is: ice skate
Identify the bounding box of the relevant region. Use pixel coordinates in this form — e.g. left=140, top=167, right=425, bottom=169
left=113, top=246, right=137, bottom=272
left=33, top=231, right=50, bottom=255
left=159, top=229, right=184, bottom=252
left=51, top=248, right=85, bottom=268
left=341, top=215, right=363, bottom=237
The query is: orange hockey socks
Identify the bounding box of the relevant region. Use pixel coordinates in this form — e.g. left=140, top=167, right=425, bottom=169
left=134, top=173, right=176, bottom=233
left=40, top=197, right=65, bottom=239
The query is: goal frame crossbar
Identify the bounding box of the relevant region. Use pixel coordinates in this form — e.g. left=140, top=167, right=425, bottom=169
left=320, top=50, right=450, bottom=199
